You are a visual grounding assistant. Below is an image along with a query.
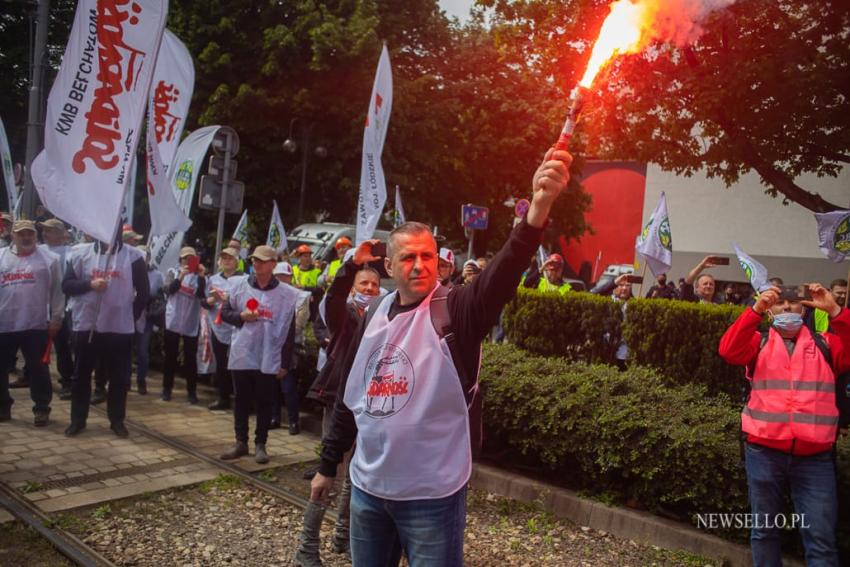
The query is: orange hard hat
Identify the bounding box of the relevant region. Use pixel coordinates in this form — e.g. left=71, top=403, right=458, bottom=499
left=295, top=244, right=312, bottom=255
left=335, top=237, right=353, bottom=250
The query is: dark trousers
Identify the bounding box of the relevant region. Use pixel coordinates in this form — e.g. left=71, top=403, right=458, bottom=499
left=135, top=319, right=154, bottom=388
left=232, top=369, right=277, bottom=445
left=71, top=331, right=132, bottom=425
left=0, top=330, right=52, bottom=414
left=162, top=330, right=198, bottom=396
left=271, top=368, right=299, bottom=425
left=211, top=333, right=231, bottom=402
left=53, top=313, right=74, bottom=387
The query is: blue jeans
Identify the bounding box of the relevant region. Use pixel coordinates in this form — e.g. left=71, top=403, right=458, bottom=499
left=350, top=484, right=466, bottom=567
left=745, top=442, right=839, bottom=567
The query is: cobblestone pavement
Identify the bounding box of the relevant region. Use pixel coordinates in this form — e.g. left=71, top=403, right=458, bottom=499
left=0, top=368, right=320, bottom=513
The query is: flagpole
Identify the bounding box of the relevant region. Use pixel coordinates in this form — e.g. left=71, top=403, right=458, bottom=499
left=637, top=263, right=648, bottom=298
left=846, top=263, right=849, bottom=308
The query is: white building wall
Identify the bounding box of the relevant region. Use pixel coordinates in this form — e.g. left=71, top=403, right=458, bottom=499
left=642, top=165, right=850, bottom=286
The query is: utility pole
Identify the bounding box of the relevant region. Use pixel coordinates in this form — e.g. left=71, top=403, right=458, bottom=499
left=22, top=0, right=51, bottom=219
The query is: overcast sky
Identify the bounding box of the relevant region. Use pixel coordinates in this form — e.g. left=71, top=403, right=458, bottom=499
left=439, top=0, right=475, bottom=22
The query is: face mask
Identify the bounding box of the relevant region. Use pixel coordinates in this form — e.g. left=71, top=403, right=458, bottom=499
left=352, top=292, right=376, bottom=311
left=772, top=312, right=803, bottom=334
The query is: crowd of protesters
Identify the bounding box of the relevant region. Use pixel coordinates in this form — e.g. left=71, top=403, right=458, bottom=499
left=2, top=139, right=847, bottom=567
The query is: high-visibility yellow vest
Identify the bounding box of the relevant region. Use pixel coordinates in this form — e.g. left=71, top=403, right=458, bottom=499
left=293, top=265, right=321, bottom=288
left=537, top=277, right=571, bottom=295
left=327, top=259, right=343, bottom=282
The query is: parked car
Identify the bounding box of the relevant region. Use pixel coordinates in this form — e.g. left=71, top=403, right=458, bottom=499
left=590, top=263, right=634, bottom=294
left=288, top=222, right=394, bottom=288
left=288, top=223, right=391, bottom=264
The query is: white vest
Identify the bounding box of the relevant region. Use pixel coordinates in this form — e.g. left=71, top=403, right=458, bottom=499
left=227, top=278, right=298, bottom=374
left=42, top=244, right=69, bottom=276
left=344, top=285, right=471, bottom=501
left=165, top=269, right=202, bottom=337
left=0, top=247, right=59, bottom=332
left=135, top=269, right=164, bottom=333
left=67, top=244, right=140, bottom=334
left=206, top=272, right=246, bottom=345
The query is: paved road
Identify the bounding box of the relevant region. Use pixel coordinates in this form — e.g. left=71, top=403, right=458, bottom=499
left=0, top=368, right=320, bottom=514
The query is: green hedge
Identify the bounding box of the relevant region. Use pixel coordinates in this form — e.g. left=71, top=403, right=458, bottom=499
left=503, top=290, right=749, bottom=398
left=502, top=289, right=624, bottom=364
left=479, top=343, right=850, bottom=554
left=479, top=342, right=747, bottom=518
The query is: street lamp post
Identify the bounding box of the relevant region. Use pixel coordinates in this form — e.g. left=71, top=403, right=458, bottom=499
left=283, top=119, right=326, bottom=225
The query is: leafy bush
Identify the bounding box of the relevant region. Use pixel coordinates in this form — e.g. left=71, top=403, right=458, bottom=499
left=479, top=343, right=747, bottom=518
left=502, top=289, right=624, bottom=364
left=502, top=290, right=749, bottom=398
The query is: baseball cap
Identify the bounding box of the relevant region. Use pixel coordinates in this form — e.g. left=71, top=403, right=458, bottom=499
left=463, top=259, right=481, bottom=273
left=219, top=247, right=239, bottom=258
left=179, top=246, right=197, bottom=258
left=12, top=220, right=36, bottom=233
left=251, top=245, right=277, bottom=262
left=273, top=261, right=293, bottom=276
left=546, top=253, right=564, bottom=265
left=439, top=248, right=454, bottom=265
left=39, top=218, right=66, bottom=231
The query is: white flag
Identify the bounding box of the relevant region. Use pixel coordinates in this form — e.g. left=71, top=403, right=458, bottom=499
left=732, top=242, right=770, bottom=292
left=0, top=116, right=18, bottom=216
left=149, top=125, right=221, bottom=272
left=232, top=209, right=250, bottom=259
left=355, top=45, right=393, bottom=244
left=31, top=0, right=168, bottom=243
left=815, top=210, right=850, bottom=263
left=635, top=192, right=673, bottom=277
left=393, top=185, right=405, bottom=227
left=266, top=201, right=288, bottom=255
left=146, top=30, right=194, bottom=236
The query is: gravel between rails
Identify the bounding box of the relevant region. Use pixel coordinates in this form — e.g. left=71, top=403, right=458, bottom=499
left=58, top=468, right=720, bottom=567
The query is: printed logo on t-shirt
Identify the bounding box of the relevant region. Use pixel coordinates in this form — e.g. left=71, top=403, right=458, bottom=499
left=91, top=269, right=121, bottom=281
left=1, top=269, right=35, bottom=287
left=363, top=343, right=414, bottom=419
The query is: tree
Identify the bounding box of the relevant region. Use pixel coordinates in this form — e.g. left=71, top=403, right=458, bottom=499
left=480, top=0, right=850, bottom=212
left=2, top=0, right=591, bottom=255
left=166, top=0, right=589, bottom=253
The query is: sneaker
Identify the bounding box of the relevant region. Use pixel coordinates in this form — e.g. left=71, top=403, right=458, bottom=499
left=33, top=411, right=49, bottom=427
left=0, top=407, right=10, bottom=422
left=207, top=400, right=230, bottom=411
left=110, top=422, right=129, bottom=438
left=255, top=443, right=270, bottom=464
left=187, top=395, right=199, bottom=405
left=289, top=423, right=301, bottom=436
left=64, top=422, right=86, bottom=437
left=137, top=383, right=147, bottom=395
left=219, top=441, right=249, bottom=460
left=90, top=389, right=106, bottom=405
left=160, top=390, right=172, bottom=401
left=268, top=420, right=281, bottom=430
left=9, top=378, right=29, bottom=389
left=58, top=386, right=72, bottom=401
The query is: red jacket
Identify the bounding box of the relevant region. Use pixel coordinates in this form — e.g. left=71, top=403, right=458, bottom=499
left=718, top=307, right=850, bottom=455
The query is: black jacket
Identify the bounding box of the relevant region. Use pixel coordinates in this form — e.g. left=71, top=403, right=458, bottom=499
left=307, top=259, right=368, bottom=405
left=319, top=218, right=543, bottom=477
